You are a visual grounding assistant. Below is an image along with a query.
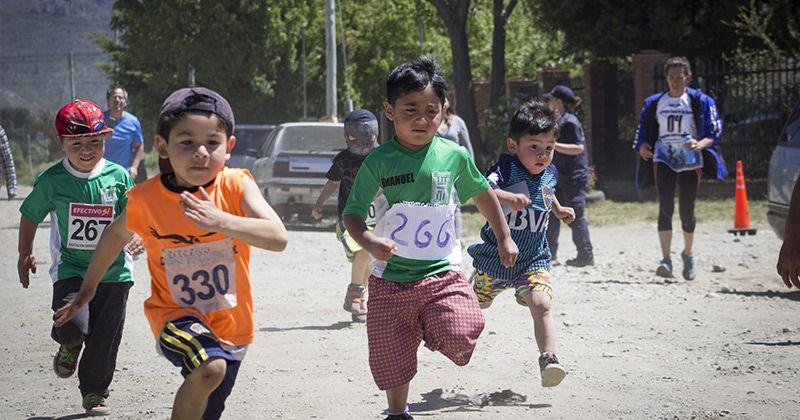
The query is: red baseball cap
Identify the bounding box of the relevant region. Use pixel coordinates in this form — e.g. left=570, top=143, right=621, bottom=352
left=55, top=99, right=114, bottom=138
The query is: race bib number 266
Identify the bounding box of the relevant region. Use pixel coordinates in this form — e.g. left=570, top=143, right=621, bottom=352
left=67, top=203, right=114, bottom=249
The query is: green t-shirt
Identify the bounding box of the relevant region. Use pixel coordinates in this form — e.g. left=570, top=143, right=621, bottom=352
left=20, top=158, right=134, bottom=284
left=343, top=136, right=489, bottom=282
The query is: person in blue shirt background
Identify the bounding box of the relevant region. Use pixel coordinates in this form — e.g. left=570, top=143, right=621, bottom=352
left=103, top=85, right=145, bottom=183
left=544, top=85, right=594, bottom=267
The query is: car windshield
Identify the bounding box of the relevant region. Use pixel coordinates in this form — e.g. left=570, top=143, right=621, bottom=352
left=233, top=127, right=272, bottom=152
left=274, top=126, right=344, bottom=153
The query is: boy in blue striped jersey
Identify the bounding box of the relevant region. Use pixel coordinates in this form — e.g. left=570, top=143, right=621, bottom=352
left=468, top=100, right=575, bottom=387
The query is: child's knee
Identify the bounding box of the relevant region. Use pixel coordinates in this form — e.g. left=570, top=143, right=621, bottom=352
left=525, top=291, right=551, bottom=313
left=191, top=358, right=227, bottom=390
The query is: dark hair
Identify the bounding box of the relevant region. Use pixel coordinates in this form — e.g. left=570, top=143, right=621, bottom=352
left=156, top=111, right=231, bottom=141
left=508, top=100, right=560, bottom=141
left=386, top=56, right=447, bottom=105
left=106, top=85, right=128, bottom=100
left=664, top=56, right=691, bottom=76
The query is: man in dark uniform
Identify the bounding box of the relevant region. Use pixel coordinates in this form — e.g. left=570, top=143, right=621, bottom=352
left=544, top=85, right=594, bottom=266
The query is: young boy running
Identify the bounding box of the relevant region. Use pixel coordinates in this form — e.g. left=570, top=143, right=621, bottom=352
left=342, top=56, right=518, bottom=420
left=54, top=87, right=288, bottom=420
left=17, top=99, right=134, bottom=416
left=468, top=100, right=575, bottom=388
left=312, top=109, right=386, bottom=322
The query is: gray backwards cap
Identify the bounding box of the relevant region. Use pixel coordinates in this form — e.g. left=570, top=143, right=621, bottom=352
left=160, top=87, right=235, bottom=135
left=344, top=109, right=378, bottom=141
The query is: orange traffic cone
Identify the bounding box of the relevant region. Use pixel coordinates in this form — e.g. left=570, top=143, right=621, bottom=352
left=728, top=160, right=757, bottom=236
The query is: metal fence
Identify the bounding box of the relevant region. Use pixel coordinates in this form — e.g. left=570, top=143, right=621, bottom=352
left=654, top=57, right=800, bottom=179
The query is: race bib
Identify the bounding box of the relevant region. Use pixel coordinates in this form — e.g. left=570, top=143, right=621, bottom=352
left=383, top=201, right=457, bottom=261
left=365, top=194, right=389, bottom=226
left=164, top=238, right=237, bottom=315
left=67, top=203, right=114, bottom=249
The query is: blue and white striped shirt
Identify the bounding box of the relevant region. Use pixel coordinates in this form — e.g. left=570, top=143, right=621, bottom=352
left=468, top=154, right=557, bottom=279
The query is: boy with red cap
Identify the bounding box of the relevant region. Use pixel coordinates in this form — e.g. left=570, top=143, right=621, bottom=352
left=17, top=99, right=135, bottom=416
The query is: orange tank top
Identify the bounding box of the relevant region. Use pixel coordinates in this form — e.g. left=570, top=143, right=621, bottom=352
left=126, top=168, right=254, bottom=346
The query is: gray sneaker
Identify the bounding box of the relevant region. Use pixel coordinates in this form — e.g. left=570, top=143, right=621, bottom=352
left=655, top=258, right=673, bottom=278
left=681, top=252, right=696, bottom=280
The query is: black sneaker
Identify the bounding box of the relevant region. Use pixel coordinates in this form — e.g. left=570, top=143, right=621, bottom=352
left=538, top=352, right=566, bottom=387
left=384, top=414, right=414, bottom=420
left=565, top=256, right=594, bottom=267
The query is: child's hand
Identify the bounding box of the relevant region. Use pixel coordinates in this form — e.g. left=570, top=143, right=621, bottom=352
left=180, top=187, right=229, bottom=231
left=17, top=254, right=36, bottom=288
left=366, top=236, right=397, bottom=261
left=311, top=206, right=323, bottom=220
left=508, top=193, right=532, bottom=211
left=53, top=289, right=94, bottom=327
left=555, top=206, right=576, bottom=224
left=498, top=236, right=519, bottom=268
left=125, top=233, right=145, bottom=257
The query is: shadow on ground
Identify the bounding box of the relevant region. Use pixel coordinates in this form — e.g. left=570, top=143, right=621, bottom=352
left=259, top=321, right=353, bottom=332
left=746, top=340, right=800, bottom=346
left=27, top=414, right=88, bottom=420
left=407, top=389, right=550, bottom=414
left=718, top=289, right=800, bottom=302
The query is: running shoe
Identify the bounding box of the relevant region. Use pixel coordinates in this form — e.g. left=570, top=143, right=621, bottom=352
left=384, top=414, right=414, bottom=420
left=681, top=252, right=696, bottom=281
left=538, top=352, right=566, bottom=387
left=82, top=393, right=111, bottom=416
left=53, top=344, right=82, bottom=378
left=655, top=258, right=673, bottom=278
left=343, top=283, right=367, bottom=323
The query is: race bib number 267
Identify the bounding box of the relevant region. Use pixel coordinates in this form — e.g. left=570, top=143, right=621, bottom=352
left=67, top=203, right=114, bottom=249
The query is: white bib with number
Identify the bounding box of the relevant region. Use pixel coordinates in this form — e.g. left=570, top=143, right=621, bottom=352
left=163, top=238, right=237, bottom=315
left=67, top=203, right=114, bottom=249
left=382, top=201, right=459, bottom=262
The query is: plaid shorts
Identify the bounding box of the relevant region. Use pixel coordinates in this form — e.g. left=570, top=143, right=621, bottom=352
left=367, top=270, right=485, bottom=390
left=470, top=269, right=553, bottom=308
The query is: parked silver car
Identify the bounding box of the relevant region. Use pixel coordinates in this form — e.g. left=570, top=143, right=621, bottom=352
left=252, top=122, right=344, bottom=218
left=767, top=103, right=800, bottom=239
left=229, top=124, right=275, bottom=172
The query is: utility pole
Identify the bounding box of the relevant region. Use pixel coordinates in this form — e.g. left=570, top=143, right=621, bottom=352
left=325, top=0, right=337, bottom=119
left=337, top=0, right=353, bottom=112
left=302, top=28, right=308, bottom=120
left=68, top=51, right=75, bottom=100
left=188, top=64, right=196, bottom=87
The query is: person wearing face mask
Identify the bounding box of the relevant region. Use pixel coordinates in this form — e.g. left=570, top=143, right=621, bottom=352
left=312, top=109, right=386, bottom=322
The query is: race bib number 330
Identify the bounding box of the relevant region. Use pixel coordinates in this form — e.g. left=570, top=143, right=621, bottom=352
left=67, top=203, right=114, bottom=249
left=164, top=238, right=237, bottom=315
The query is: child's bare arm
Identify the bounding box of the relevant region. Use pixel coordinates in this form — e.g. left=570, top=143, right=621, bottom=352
left=185, top=178, right=288, bottom=251
left=472, top=188, right=519, bottom=267
left=312, top=179, right=340, bottom=220
left=54, top=210, right=133, bottom=326
left=17, top=216, right=38, bottom=288
left=493, top=189, right=531, bottom=211
left=551, top=195, right=575, bottom=224
left=342, top=214, right=396, bottom=261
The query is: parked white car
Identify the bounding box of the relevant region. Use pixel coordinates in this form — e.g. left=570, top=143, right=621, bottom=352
left=767, top=102, right=800, bottom=239
left=251, top=122, right=344, bottom=219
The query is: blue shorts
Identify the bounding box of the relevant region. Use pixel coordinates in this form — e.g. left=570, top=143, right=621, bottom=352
left=158, top=316, right=242, bottom=420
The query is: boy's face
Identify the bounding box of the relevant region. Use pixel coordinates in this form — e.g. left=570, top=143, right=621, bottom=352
left=61, top=135, right=107, bottom=173
left=384, top=85, right=443, bottom=151
left=155, top=114, right=235, bottom=187
left=507, top=132, right=555, bottom=175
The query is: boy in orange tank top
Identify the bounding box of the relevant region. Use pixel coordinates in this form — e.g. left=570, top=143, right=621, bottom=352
left=54, top=87, right=288, bottom=420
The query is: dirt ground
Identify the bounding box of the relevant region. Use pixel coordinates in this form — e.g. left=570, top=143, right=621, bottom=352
left=1, top=186, right=798, bottom=419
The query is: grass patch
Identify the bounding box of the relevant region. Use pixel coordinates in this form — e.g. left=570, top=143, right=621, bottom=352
left=461, top=199, right=768, bottom=235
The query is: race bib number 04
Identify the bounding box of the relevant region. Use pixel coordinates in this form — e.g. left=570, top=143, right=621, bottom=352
left=67, top=203, right=114, bottom=249
left=164, top=238, right=237, bottom=315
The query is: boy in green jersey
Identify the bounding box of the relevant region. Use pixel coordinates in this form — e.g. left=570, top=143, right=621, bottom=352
left=17, top=100, right=135, bottom=416
left=342, top=57, right=518, bottom=420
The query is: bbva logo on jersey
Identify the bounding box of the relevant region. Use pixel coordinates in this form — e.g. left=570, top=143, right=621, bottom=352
left=506, top=207, right=549, bottom=233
